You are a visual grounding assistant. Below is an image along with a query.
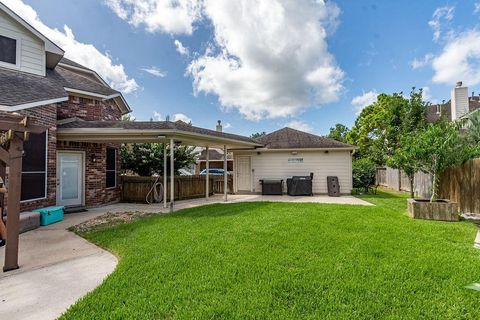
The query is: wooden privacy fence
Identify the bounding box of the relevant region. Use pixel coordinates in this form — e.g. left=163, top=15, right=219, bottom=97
left=377, top=158, right=480, bottom=213
left=121, top=175, right=233, bottom=203
left=439, top=159, right=480, bottom=214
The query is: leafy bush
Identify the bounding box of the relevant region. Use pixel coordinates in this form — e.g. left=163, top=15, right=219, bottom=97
left=353, top=158, right=376, bottom=192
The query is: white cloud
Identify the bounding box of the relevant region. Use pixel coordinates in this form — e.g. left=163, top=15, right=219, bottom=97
left=223, top=122, right=232, bottom=129
left=410, top=53, right=434, bottom=70
left=475, top=2, right=480, bottom=14
left=105, top=0, right=344, bottom=120
left=421, top=86, right=438, bottom=104
left=153, top=112, right=192, bottom=123
left=431, top=30, right=480, bottom=86
left=351, top=90, right=378, bottom=115
left=104, top=0, right=202, bottom=35
left=141, top=66, right=167, bottom=77
left=285, top=120, right=313, bottom=133
left=188, top=0, right=344, bottom=120
left=2, top=0, right=139, bottom=94
left=428, top=6, right=455, bottom=42
left=174, top=39, right=189, bottom=56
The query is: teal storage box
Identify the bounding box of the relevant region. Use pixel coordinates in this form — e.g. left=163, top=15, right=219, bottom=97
left=34, top=206, right=64, bottom=226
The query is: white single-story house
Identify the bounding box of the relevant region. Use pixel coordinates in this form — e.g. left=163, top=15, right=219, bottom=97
left=232, top=128, right=356, bottom=194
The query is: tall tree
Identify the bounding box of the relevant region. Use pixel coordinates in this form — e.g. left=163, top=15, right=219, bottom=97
left=327, top=124, right=349, bottom=143
left=409, top=122, right=474, bottom=202
left=121, top=143, right=197, bottom=176
left=251, top=132, right=267, bottom=139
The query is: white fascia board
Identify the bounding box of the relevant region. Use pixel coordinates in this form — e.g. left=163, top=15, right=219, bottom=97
left=0, top=97, right=69, bottom=112
left=57, top=63, right=109, bottom=87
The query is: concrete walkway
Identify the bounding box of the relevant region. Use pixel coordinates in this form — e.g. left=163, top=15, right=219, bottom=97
left=0, top=194, right=371, bottom=319
left=0, top=209, right=117, bottom=320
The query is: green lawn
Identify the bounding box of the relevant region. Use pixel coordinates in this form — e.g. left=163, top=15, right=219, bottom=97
left=62, top=192, right=480, bottom=319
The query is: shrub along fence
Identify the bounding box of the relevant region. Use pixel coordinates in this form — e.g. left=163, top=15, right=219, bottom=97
left=121, top=175, right=233, bottom=203
left=376, top=158, right=480, bottom=213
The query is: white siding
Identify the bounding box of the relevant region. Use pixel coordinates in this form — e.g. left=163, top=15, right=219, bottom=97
left=0, top=10, right=45, bottom=76
left=233, top=150, right=353, bottom=194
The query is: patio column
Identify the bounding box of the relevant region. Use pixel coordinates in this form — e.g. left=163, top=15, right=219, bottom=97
left=163, top=143, right=167, bottom=209
left=205, top=146, right=209, bottom=200
left=170, top=138, right=174, bottom=211
left=223, top=145, right=228, bottom=202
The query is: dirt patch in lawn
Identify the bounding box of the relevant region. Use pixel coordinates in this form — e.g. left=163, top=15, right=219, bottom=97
left=70, top=211, right=159, bottom=233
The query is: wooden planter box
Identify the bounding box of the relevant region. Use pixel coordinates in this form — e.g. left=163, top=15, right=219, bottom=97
left=407, top=199, right=459, bottom=221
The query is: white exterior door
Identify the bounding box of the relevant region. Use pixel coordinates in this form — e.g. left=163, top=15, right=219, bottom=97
left=57, top=152, right=84, bottom=207
left=236, top=156, right=251, bottom=191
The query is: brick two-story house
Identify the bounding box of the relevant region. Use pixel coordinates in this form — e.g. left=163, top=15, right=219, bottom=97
left=0, top=3, right=129, bottom=211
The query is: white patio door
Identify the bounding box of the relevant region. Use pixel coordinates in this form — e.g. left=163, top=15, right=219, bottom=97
left=57, top=152, right=84, bottom=207
left=236, top=156, right=251, bottom=192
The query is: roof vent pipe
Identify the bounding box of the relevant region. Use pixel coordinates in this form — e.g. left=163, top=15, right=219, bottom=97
left=456, top=81, right=463, bottom=87
left=216, top=120, right=222, bottom=132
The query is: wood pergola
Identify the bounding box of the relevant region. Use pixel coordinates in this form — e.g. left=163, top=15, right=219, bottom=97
left=0, top=113, right=46, bottom=271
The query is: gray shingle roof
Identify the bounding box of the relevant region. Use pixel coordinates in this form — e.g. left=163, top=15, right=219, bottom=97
left=0, top=61, right=118, bottom=108
left=257, top=127, right=355, bottom=149
left=59, top=57, right=93, bottom=71
left=58, top=120, right=260, bottom=145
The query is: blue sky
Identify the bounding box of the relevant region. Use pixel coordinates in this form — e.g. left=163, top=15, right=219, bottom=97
left=7, top=0, right=480, bottom=136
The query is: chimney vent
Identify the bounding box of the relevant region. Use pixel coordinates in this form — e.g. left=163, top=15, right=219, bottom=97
left=456, top=81, right=463, bottom=87
left=216, top=120, right=222, bottom=132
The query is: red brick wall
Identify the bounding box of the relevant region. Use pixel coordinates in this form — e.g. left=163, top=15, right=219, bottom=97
left=57, top=96, right=122, bottom=121
left=4, top=95, right=123, bottom=213
left=57, top=141, right=121, bottom=207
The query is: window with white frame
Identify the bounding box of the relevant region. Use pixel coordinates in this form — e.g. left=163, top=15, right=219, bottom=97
left=0, top=34, right=17, bottom=65
left=106, top=147, right=116, bottom=188
left=21, top=131, right=47, bottom=201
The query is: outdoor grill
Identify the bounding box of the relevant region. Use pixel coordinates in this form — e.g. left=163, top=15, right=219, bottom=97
left=260, top=179, right=284, bottom=195
left=287, top=173, right=314, bottom=196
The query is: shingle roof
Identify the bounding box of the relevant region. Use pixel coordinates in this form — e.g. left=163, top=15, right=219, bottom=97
left=0, top=64, right=118, bottom=107
left=58, top=120, right=260, bottom=145
left=198, top=148, right=232, bottom=161
left=59, top=57, right=93, bottom=72
left=427, top=98, right=480, bottom=123
left=257, top=127, right=355, bottom=149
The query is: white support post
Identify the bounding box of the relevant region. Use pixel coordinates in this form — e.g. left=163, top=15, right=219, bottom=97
left=170, top=138, right=174, bottom=211
left=205, top=146, right=209, bottom=200
left=163, top=143, right=167, bottom=209
left=223, top=145, right=228, bottom=202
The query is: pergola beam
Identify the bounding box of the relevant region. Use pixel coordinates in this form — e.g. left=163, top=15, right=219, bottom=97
left=223, top=145, right=228, bottom=202
left=170, top=138, right=174, bottom=212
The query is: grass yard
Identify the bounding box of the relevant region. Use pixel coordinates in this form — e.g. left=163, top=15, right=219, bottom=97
left=62, top=192, right=480, bottom=319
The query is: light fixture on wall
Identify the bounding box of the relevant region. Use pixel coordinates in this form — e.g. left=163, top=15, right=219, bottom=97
left=324, top=150, right=329, bottom=154
left=291, top=151, right=297, bottom=155
left=257, top=151, right=261, bottom=155
left=90, top=153, right=97, bottom=163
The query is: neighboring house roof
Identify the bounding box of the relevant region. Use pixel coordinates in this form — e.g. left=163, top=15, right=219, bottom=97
left=256, top=127, right=356, bottom=150
left=197, top=149, right=233, bottom=161
left=427, top=98, right=480, bottom=123
left=57, top=119, right=261, bottom=146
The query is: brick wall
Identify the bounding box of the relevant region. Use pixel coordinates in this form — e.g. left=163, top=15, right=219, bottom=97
left=57, top=96, right=122, bottom=121
left=4, top=95, right=123, bottom=213
left=57, top=141, right=121, bottom=207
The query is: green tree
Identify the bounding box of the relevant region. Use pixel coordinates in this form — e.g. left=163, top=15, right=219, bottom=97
left=327, top=124, right=349, bottom=143
left=467, top=111, right=480, bottom=146
left=121, top=143, right=197, bottom=176
left=410, top=122, right=474, bottom=202
left=251, top=132, right=266, bottom=139
left=352, top=158, right=376, bottom=192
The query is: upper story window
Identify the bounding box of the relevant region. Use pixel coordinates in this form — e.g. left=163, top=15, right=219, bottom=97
left=0, top=34, right=17, bottom=65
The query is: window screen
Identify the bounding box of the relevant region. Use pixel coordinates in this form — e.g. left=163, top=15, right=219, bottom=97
left=0, top=35, right=17, bottom=65
left=21, top=132, right=47, bottom=201
left=106, top=147, right=116, bottom=188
